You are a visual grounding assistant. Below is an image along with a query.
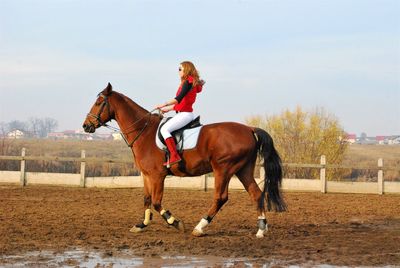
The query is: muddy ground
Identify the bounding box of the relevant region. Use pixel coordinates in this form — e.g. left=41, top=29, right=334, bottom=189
left=0, top=186, right=399, bottom=267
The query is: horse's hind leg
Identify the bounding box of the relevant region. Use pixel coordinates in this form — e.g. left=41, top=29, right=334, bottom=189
left=130, top=174, right=153, bottom=233
left=236, top=163, right=268, bottom=238
left=192, top=169, right=230, bottom=237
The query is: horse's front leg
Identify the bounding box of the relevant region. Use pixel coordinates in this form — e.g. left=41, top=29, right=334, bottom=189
left=151, top=177, right=185, bottom=232
left=130, top=175, right=153, bottom=233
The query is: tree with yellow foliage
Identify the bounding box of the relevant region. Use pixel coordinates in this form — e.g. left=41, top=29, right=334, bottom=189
left=246, top=107, right=348, bottom=180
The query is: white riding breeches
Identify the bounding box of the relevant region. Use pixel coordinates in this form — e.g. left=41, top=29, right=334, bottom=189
left=160, top=112, right=195, bottom=139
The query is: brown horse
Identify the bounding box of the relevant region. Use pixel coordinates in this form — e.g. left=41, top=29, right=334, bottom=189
left=82, top=83, right=286, bottom=238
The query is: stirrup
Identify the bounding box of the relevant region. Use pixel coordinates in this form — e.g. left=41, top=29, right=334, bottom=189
left=163, top=158, right=181, bottom=168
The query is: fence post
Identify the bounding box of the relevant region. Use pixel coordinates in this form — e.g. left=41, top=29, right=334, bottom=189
left=378, top=158, right=384, bottom=195
left=320, top=155, right=326, bottom=193
left=203, top=174, right=207, bottom=192
left=80, top=150, right=86, bottom=188
left=20, top=148, right=26, bottom=187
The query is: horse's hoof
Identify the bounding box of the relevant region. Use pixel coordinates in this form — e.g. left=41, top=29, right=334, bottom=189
left=191, top=229, right=205, bottom=237
left=129, top=226, right=145, bottom=233
left=172, top=220, right=185, bottom=232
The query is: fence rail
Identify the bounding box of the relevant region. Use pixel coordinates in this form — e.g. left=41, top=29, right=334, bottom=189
left=0, top=148, right=399, bottom=194
left=2, top=155, right=399, bottom=171
left=0, top=155, right=133, bottom=164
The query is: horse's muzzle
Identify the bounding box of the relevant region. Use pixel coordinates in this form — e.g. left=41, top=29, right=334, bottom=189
left=82, top=123, right=96, bottom=133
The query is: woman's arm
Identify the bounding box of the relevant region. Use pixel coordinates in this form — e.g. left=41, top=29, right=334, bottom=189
left=155, top=99, right=178, bottom=110
left=155, top=80, right=192, bottom=111
left=174, top=80, right=193, bottom=103
left=160, top=104, right=175, bottom=113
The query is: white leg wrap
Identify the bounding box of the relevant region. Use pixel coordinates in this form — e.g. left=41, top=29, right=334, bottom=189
left=143, top=209, right=152, bottom=225
left=160, top=209, right=176, bottom=225
left=256, top=215, right=268, bottom=238
left=194, top=218, right=209, bottom=233
left=167, top=216, right=176, bottom=224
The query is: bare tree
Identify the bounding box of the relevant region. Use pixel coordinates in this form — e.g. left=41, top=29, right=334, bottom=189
left=8, top=120, right=27, bottom=132
left=28, top=117, right=43, bottom=138
left=27, top=117, right=59, bottom=138
left=4, top=118, right=58, bottom=139
left=39, top=117, right=58, bottom=138
left=0, top=122, right=9, bottom=135
left=0, top=122, right=12, bottom=156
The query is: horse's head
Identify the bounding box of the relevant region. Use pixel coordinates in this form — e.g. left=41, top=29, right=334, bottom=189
left=82, top=83, right=115, bottom=133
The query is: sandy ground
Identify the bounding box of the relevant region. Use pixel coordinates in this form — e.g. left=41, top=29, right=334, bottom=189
left=0, top=185, right=399, bottom=267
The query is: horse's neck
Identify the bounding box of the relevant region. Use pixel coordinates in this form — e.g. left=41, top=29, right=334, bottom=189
left=110, top=92, right=148, bottom=130
left=110, top=93, right=149, bottom=131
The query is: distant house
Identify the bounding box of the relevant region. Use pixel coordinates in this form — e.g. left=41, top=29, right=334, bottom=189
left=63, top=130, right=78, bottom=138
left=7, top=129, right=24, bottom=139
left=387, top=136, right=400, bottom=145
left=47, top=132, right=65, bottom=139
left=48, top=130, right=90, bottom=140
left=376, top=136, right=385, bottom=145
left=95, top=133, right=112, bottom=140
left=47, top=130, right=112, bottom=140
left=356, top=136, right=377, bottom=145
left=344, top=133, right=357, bottom=144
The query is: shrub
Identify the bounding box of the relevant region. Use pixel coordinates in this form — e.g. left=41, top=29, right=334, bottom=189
left=246, top=106, right=348, bottom=180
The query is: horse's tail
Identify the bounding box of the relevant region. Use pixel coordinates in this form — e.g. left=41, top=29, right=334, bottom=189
left=254, top=128, right=287, bottom=212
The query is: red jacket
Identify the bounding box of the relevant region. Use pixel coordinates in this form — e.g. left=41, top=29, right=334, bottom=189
left=173, top=76, right=203, bottom=112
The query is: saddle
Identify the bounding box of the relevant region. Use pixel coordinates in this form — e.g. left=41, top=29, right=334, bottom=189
left=156, top=116, right=203, bottom=152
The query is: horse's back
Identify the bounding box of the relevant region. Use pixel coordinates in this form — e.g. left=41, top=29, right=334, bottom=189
left=199, top=122, right=256, bottom=148
left=202, top=121, right=254, bottom=134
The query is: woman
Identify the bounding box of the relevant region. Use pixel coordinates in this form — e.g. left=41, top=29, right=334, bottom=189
left=155, top=61, right=204, bottom=167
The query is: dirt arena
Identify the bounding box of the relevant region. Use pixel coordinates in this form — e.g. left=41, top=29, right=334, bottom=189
left=0, top=186, right=399, bottom=267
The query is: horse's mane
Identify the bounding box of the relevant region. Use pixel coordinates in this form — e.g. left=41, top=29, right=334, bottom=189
left=112, top=90, right=161, bottom=121
left=112, top=91, right=149, bottom=114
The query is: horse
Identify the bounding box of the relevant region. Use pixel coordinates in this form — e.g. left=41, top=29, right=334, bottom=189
left=82, top=83, right=286, bottom=238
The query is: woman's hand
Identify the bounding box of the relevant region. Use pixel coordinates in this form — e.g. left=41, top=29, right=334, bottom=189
left=160, top=105, right=174, bottom=114
left=155, top=99, right=177, bottom=113
left=155, top=104, right=165, bottom=110
left=154, top=104, right=173, bottom=114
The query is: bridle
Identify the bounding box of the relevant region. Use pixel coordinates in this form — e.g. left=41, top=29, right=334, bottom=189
left=87, top=93, right=111, bottom=127
left=87, top=93, right=159, bottom=147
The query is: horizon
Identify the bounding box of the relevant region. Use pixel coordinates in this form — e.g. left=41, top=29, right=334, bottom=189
left=1, top=0, right=399, bottom=137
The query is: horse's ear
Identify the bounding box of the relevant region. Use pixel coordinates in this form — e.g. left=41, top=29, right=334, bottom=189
left=102, top=82, right=113, bottom=96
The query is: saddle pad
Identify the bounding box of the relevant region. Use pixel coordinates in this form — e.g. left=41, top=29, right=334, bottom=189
left=156, top=125, right=203, bottom=151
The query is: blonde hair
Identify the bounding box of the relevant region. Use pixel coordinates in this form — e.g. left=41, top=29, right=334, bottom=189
left=180, top=61, right=201, bottom=87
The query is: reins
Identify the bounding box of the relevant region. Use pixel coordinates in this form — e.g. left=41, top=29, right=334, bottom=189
left=102, top=109, right=158, bottom=148
left=104, top=109, right=159, bottom=148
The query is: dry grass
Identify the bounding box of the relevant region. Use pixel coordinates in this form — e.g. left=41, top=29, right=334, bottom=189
left=0, top=138, right=138, bottom=176
left=344, top=144, right=400, bottom=166
left=342, top=144, right=400, bottom=181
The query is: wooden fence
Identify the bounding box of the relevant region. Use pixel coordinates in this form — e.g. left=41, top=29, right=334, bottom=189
left=0, top=148, right=399, bottom=194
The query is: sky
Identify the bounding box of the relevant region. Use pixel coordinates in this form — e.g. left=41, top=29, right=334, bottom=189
left=0, top=0, right=399, bottom=137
